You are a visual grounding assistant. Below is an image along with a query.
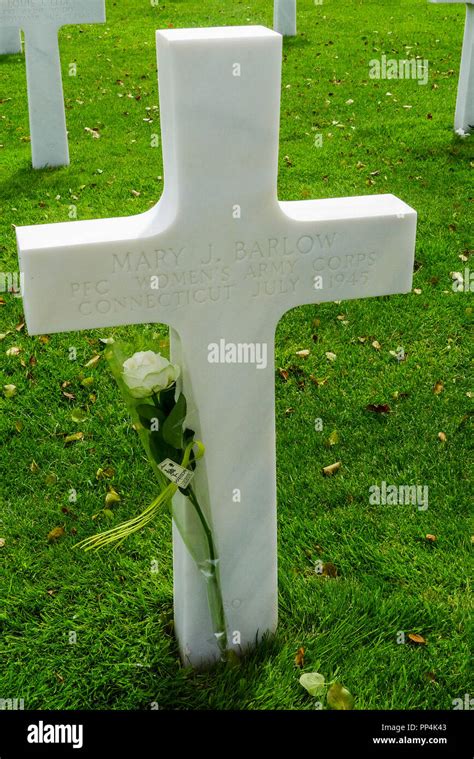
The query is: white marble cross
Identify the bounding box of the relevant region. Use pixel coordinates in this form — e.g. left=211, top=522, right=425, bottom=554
left=274, top=0, right=296, bottom=37
left=0, top=0, right=106, bottom=168
left=17, top=26, right=417, bottom=667
left=430, top=0, right=474, bottom=134
left=0, top=26, right=21, bottom=54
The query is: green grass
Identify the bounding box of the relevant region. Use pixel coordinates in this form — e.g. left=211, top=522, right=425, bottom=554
left=0, top=0, right=472, bottom=710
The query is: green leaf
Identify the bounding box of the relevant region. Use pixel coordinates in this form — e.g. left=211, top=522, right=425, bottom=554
left=71, top=408, right=87, bottom=423
left=162, top=394, right=187, bottom=449
left=136, top=404, right=165, bottom=430
left=159, top=384, right=177, bottom=415
left=299, top=672, right=326, bottom=698
left=327, top=683, right=354, bottom=710
left=149, top=431, right=180, bottom=466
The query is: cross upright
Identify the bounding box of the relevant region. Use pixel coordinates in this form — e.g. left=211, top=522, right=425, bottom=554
left=17, top=26, right=417, bottom=667
left=430, top=0, right=474, bottom=134
left=0, top=0, right=106, bottom=168
left=274, top=0, right=297, bottom=37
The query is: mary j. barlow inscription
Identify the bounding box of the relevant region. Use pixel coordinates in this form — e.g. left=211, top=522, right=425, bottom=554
left=67, top=234, right=381, bottom=318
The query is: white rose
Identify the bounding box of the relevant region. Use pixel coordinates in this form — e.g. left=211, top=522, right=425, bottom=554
left=122, top=351, right=180, bottom=399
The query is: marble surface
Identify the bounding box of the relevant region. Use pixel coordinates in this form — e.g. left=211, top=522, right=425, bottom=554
left=430, top=0, right=474, bottom=133
left=0, top=0, right=106, bottom=167
left=17, top=26, right=417, bottom=667
left=274, top=0, right=297, bottom=36
left=0, top=27, right=22, bottom=54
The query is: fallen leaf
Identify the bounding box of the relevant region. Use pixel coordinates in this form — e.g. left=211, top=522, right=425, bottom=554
left=294, top=647, right=305, bottom=668
left=278, top=368, right=289, bottom=382
left=357, top=336, right=367, bottom=344
left=47, top=526, right=65, bottom=543
left=55, top=672, right=65, bottom=684
left=323, top=461, right=341, bottom=476
left=433, top=381, right=444, bottom=395
left=438, top=432, right=447, bottom=442
left=84, top=127, right=100, bottom=139
left=62, top=391, right=76, bottom=401
left=425, top=534, right=437, bottom=543
left=371, top=340, right=381, bottom=351
left=326, top=430, right=339, bottom=447
left=3, top=384, right=17, bottom=398
left=0, top=538, right=5, bottom=548
left=366, top=404, right=391, bottom=414
left=322, top=562, right=338, bottom=577
left=96, top=466, right=115, bottom=479
left=327, top=683, right=354, bottom=710
left=38, top=335, right=50, bottom=344
left=81, top=377, right=94, bottom=388
left=105, top=487, right=121, bottom=506
left=6, top=346, right=22, bottom=356
left=285, top=407, right=295, bottom=416
left=84, top=354, right=101, bottom=368
left=30, top=460, right=40, bottom=473
left=71, top=408, right=87, bottom=423
left=408, top=633, right=427, bottom=645
left=64, top=432, right=84, bottom=445
left=296, top=349, right=310, bottom=358
left=299, top=672, right=325, bottom=697
left=15, top=321, right=25, bottom=332
left=0, top=332, right=11, bottom=340
left=44, top=473, right=58, bottom=486
left=325, top=351, right=337, bottom=362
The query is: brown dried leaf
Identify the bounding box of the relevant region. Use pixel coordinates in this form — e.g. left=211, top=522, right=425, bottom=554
left=433, top=381, right=444, bottom=395
left=366, top=404, right=391, bottom=414
left=62, top=391, right=76, bottom=401
left=6, top=346, right=22, bottom=357
left=84, top=354, right=101, bottom=368
left=323, top=461, right=341, bottom=476
left=425, top=534, right=437, bottom=543
left=278, top=368, right=289, bottom=382
left=96, top=466, right=115, bottom=480
left=438, top=432, right=447, bottom=443
left=30, top=460, right=40, bottom=473
left=38, top=335, right=50, bottom=344
left=371, top=340, right=381, bottom=351
left=294, top=647, right=305, bottom=668
left=47, top=526, right=65, bottom=543
left=322, top=562, right=338, bottom=577
left=408, top=633, right=427, bottom=645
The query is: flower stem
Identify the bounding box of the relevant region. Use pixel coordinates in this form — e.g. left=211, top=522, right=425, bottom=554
left=186, top=486, right=228, bottom=656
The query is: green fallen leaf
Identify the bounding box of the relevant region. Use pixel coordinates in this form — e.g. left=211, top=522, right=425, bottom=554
left=71, top=408, right=87, bottom=423
left=299, top=672, right=326, bottom=698
left=327, top=682, right=354, bottom=710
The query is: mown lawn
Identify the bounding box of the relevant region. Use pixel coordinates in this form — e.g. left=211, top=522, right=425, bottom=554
left=0, top=0, right=471, bottom=710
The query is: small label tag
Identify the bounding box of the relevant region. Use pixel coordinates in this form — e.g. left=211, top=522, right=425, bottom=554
left=158, top=459, right=194, bottom=488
